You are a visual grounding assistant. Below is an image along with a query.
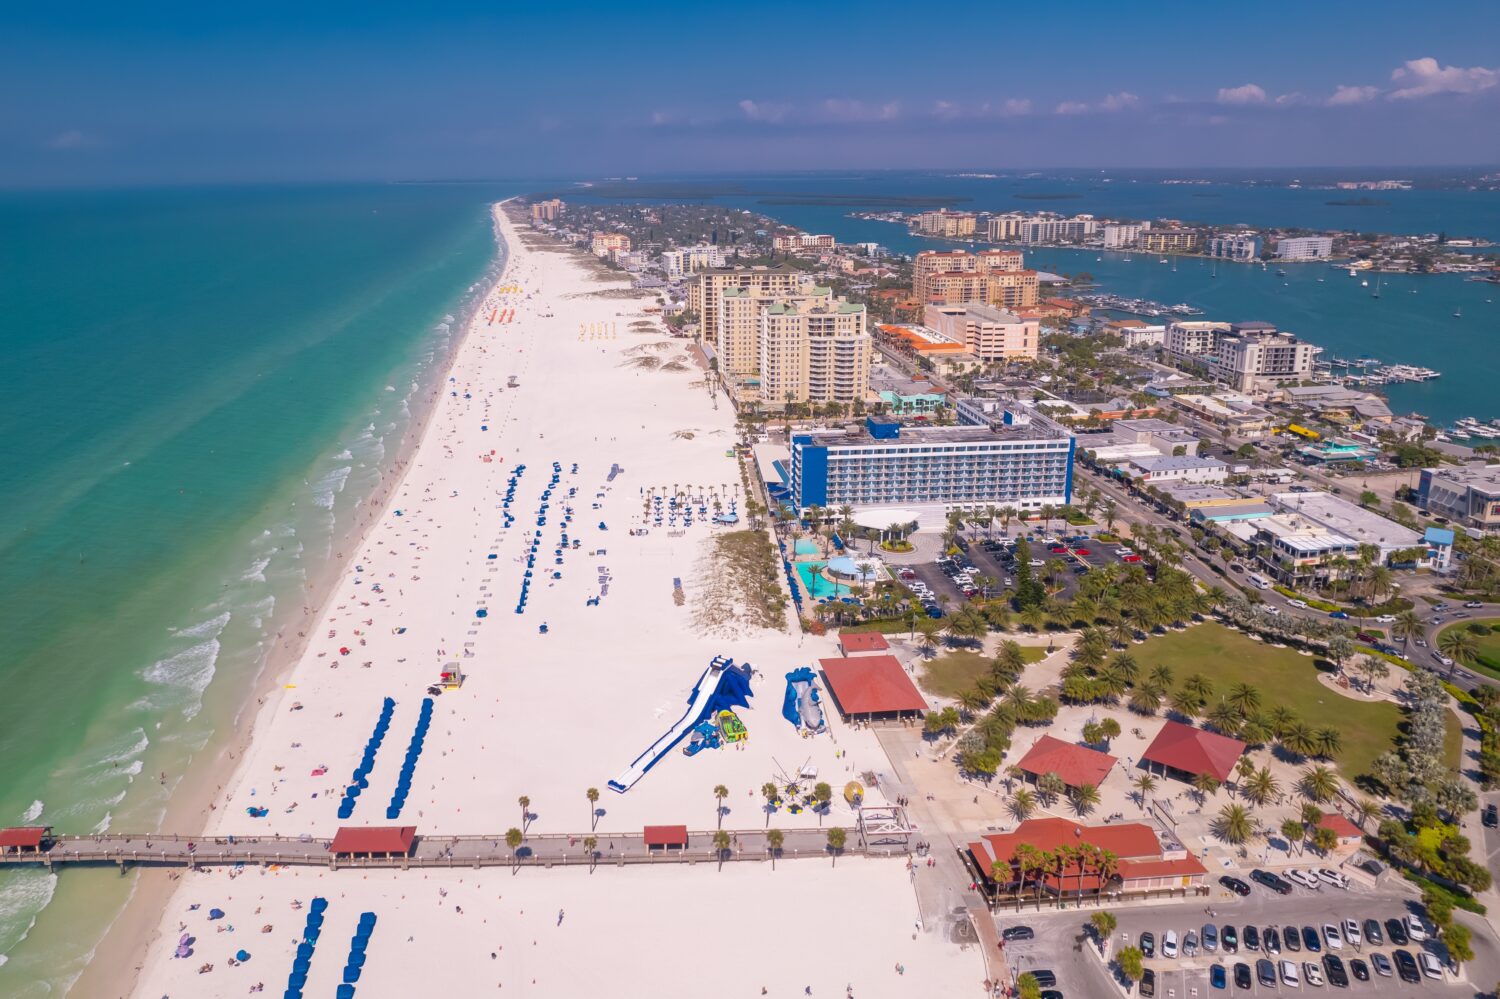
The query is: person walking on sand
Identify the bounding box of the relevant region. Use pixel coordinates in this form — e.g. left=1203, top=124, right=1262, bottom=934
left=557, top=908, right=564, bottom=926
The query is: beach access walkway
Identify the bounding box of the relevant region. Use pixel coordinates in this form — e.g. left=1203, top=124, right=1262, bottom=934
left=0, top=825, right=906, bottom=872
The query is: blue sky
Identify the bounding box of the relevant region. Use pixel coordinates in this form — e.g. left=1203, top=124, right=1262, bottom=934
left=4, top=0, right=1499, bottom=185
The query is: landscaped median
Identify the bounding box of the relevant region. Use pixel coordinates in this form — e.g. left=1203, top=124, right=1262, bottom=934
left=1434, top=618, right=1500, bottom=681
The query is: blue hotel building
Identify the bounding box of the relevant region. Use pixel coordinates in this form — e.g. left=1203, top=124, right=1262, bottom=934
left=788, top=416, right=1074, bottom=512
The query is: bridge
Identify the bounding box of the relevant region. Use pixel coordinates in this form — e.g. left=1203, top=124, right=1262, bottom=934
left=0, top=815, right=914, bottom=873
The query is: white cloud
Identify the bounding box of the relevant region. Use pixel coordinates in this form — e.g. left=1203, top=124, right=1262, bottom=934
left=737, top=99, right=787, bottom=123
left=932, top=100, right=960, bottom=120
left=1000, top=98, right=1033, bottom=117
left=1327, top=84, right=1379, bottom=106
left=1216, top=83, right=1267, bottom=105
left=46, top=129, right=95, bottom=150
left=1099, top=92, right=1141, bottom=112
left=1054, top=101, right=1090, bottom=116
left=1274, top=92, right=1308, bottom=106
left=1389, top=57, right=1499, bottom=99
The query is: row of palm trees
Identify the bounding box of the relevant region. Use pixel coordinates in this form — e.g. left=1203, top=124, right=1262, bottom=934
left=989, top=840, right=1122, bottom=909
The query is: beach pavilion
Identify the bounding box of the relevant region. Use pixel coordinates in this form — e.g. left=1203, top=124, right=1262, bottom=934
left=837, top=630, right=890, bottom=656
left=328, top=826, right=418, bottom=860
left=0, top=826, right=51, bottom=856
left=643, top=825, right=689, bottom=851
left=1140, top=720, right=1245, bottom=784
left=1014, top=735, right=1116, bottom=791
left=818, top=655, right=928, bottom=723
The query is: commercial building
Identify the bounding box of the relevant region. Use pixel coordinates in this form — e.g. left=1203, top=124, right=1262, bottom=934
left=1250, top=514, right=1362, bottom=585
left=1140, top=229, right=1199, bottom=254
left=1276, top=236, right=1335, bottom=260
left=529, top=199, right=563, bottom=223
left=924, top=303, right=1040, bottom=361
left=1205, top=232, right=1260, bottom=262
left=660, top=245, right=725, bottom=279
left=756, top=291, right=870, bottom=410
left=1119, top=454, right=1228, bottom=484
left=787, top=416, right=1073, bottom=513
left=912, top=249, right=1038, bottom=311
left=1102, top=222, right=1150, bottom=249
left=910, top=209, right=977, bottom=237
left=1267, top=490, right=1424, bottom=562
left=590, top=232, right=631, bottom=257
left=1169, top=393, right=1274, bottom=437
left=1164, top=321, right=1230, bottom=360
left=1166, top=321, right=1318, bottom=394
left=772, top=232, right=836, bottom=253
left=1417, top=464, right=1500, bottom=530
left=690, top=269, right=810, bottom=373
left=1105, top=319, right=1166, bottom=348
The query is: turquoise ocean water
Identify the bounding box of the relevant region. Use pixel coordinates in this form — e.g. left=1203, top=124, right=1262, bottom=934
left=0, top=184, right=513, bottom=994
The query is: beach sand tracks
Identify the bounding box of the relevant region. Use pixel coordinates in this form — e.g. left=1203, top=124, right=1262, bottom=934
left=689, top=530, right=789, bottom=637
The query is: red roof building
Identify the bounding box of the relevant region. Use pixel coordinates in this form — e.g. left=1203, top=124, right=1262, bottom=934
left=328, top=826, right=417, bottom=857
left=1141, top=720, right=1245, bottom=783
left=818, top=656, right=928, bottom=720
left=643, top=825, right=689, bottom=849
left=0, top=827, right=49, bottom=853
left=1014, top=735, right=1116, bottom=789
left=964, top=817, right=1206, bottom=905
left=1317, top=812, right=1363, bottom=843
left=838, top=631, right=890, bottom=656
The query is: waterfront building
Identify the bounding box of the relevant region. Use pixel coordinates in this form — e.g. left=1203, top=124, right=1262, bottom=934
left=1014, top=216, right=1099, bottom=244
left=529, top=198, right=564, bottom=223
left=924, top=303, right=1040, bottom=361
left=911, top=210, right=977, bottom=237
left=1139, top=229, right=1199, bottom=254
left=1103, top=222, right=1150, bottom=249
left=1267, top=490, right=1423, bottom=562
left=787, top=415, right=1073, bottom=513
left=1417, top=464, right=1500, bottom=531
left=661, top=245, right=725, bottom=279
left=690, top=268, right=810, bottom=371
left=1164, top=321, right=1230, bottom=360
left=986, top=213, right=1027, bottom=241
left=1209, top=323, right=1320, bottom=393
left=756, top=291, right=870, bottom=410
left=773, top=232, right=836, bottom=253
left=1205, top=232, right=1260, bottom=262
left=913, top=249, right=1037, bottom=310
left=1276, top=236, right=1334, bottom=260
left=590, top=232, right=631, bottom=257
left=1105, top=319, right=1166, bottom=348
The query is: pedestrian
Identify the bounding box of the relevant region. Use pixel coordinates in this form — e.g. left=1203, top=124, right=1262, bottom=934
left=557, top=908, right=565, bottom=926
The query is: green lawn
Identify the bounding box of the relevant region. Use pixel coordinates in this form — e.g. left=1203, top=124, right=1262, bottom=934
left=1131, top=623, right=1408, bottom=781
left=1437, top=619, right=1500, bottom=680
left=920, top=646, right=1048, bottom=698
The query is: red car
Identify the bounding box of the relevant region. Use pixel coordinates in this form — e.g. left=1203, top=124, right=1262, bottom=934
left=1049, top=545, right=1068, bottom=553
left=1071, top=548, right=1091, bottom=556
left=1122, top=554, right=1142, bottom=563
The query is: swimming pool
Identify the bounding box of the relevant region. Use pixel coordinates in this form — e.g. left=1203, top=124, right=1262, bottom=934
left=793, top=539, right=821, bottom=557
left=792, top=561, right=846, bottom=600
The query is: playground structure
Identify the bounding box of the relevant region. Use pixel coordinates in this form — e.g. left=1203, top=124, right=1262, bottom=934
left=781, top=667, right=826, bottom=735
left=608, top=656, right=754, bottom=793
left=682, top=708, right=748, bottom=757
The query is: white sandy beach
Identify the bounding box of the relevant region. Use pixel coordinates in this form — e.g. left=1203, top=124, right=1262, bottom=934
left=124, top=203, right=981, bottom=997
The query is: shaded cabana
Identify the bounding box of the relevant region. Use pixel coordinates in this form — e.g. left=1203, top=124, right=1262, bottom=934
left=0, top=827, right=50, bottom=855
left=1140, top=720, right=1245, bottom=784
left=643, top=825, right=688, bottom=851
left=818, top=655, right=927, bottom=723
left=328, top=826, right=417, bottom=859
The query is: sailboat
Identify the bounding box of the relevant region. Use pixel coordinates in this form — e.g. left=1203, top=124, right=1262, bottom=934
left=1454, top=307, right=1463, bottom=318
left=1371, top=276, right=1381, bottom=299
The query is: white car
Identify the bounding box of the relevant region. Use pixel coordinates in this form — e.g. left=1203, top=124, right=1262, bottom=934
left=1318, top=868, right=1350, bottom=889
left=1303, top=961, right=1324, bottom=986
left=1321, top=923, right=1343, bottom=950
left=1375, top=614, right=1397, bottom=623
left=1419, top=951, right=1444, bottom=980
left=1342, top=918, right=1361, bottom=946
left=1162, top=929, right=1179, bottom=958
left=1286, top=868, right=1320, bottom=890
left=1434, top=653, right=1454, bottom=667
left=1405, top=914, right=1428, bottom=942
left=1288, top=599, right=1309, bottom=609
left=1279, top=960, right=1300, bottom=987
left=1028, top=559, right=1044, bottom=567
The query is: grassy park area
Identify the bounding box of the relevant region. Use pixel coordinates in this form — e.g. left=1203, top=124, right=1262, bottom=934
left=1436, top=619, right=1500, bottom=680
left=1132, top=623, right=1420, bottom=781
left=920, top=647, right=1048, bottom=699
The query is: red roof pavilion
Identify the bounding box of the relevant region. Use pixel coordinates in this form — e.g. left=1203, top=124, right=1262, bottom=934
left=328, top=826, right=417, bottom=856
left=1141, top=720, right=1245, bottom=782
left=818, top=656, right=928, bottom=718
left=1318, top=812, right=1363, bottom=840
left=1015, top=735, right=1116, bottom=789
left=0, top=827, right=49, bottom=852
left=643, top=825, right=688, bottom=848
left=838, top=631, right=890, bottom=656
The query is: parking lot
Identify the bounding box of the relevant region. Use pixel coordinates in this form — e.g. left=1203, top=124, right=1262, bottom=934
left=995, top=889, right=1483, bottom=996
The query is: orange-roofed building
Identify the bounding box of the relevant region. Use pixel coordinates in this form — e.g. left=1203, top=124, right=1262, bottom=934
left=963, top=817, right=1206, bottom=907
left=1141, top=720, right=1245, bottom=783
left=1014, top=735, right=1116, bottom=790
left=1317, top=812, right=1364, bottom=847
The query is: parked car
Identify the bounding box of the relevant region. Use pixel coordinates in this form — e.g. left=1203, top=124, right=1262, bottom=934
left=1256, top=959, right=1277, bottom=987
left=1483, top=803, right=1497, bottom=828
left=1140, top=931, right=1154, bottom=958
left=1233, top=963, right=1251, bottom=990
left=1243, top=925, right=1260, bottom=952
left=1405, top=914, right=1428, bottom=942
left=1370, top=952, right=1392, bottom=978
left=1362, top=918, right=1382, bottom=946
left=1321, top=923, right=1343, bottom=950
left=1162, top=930, right=1178, bottom=959
left=1301, top=926, right=1322, bottom=953
left=1140, top=968, right=1156, bottom=997
left=1303, top=961, right=1324, bottom=987
left=1393, top=949, right=1420, bottom=983
left=1203, top=924, right=1219, bottom=953
left=1184, top=930, right=1199, bottom=957
left=1279, top=960, right=1300, bottom=987
left=1001, top=926, right=1034, bottom=941
left=1286, top=868, right=1321, bottom=890
left=1384, top=918, right=1409, bottom=946
left=1122, top=554, right=1143, bottom=563
left=1209, top=964, right=1226, bottom=991
left=1341, top=919, right=1360, bottom=946
left=1323, top=954, right=1348, bottom=988
left=1031, top=970, right=1057, bottom=988
left=1318, top=868, right=1349, bottom=890
left=1263, top=926, right=1281, bottom=955
left=1251, top=869, right=1292, bottom=894
left=1282, top=925, right=1302, bottom=952
left=1219, top=875, right=1250, bottom=896
left=1349, top=957, right=1370, bottom=982
left=1221, top=925, right=1238, bottom=954
left=1419, top=951, right=1444, bottom=980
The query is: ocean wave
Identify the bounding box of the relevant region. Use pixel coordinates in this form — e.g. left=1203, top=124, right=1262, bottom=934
left=241, top=555, right=271, bottom=583
left=20, top=800, right=43, bottom=824
left=91, top=813, right=112, bottom=835
left=167, top=611, right=231, bottom=643
left=331, top=449, right=353, bottom=461
left=140, top=635, right=223, bottom=720
left=309, top=465, right=353, bottom=510
left=0, top=869, right=59, bottom=965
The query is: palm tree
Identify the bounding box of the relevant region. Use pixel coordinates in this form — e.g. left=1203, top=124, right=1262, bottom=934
left=813, top=782, right=833, bottom=825
left=1132, top=773, right=1156, bottom=810
left=1311, top=826, right=1339, bottom=856
left=1010, top=786, right=1037, bottom=822
left=1311, top=726, right=1343, bottom=760
left=1280, top=720, right=1317, bottom=759
left=713, top=784, right=730, bottom=828
left=1298, top=765, right=1340, bottom=803
left=1356, top=655, right=1390, bottom=694
left=761, top=782, right=779, bottom=826
left=1192, top=771, right=1221, bottom=805
left=1280, top=818, right=1306, bottom=856
left=999, top=506, right=1017, bottom=536
left=766, top=828, right=785, bottom=870
left=1090, top=910, right=1118, bottom=954
left=1148, top=664, right=1174, bottom=690
left=1215, top=803, right=1254, bottom=845
left=1129, top=682, right=1164, bottom=716
left=1392, top=609, right=1423, bottom=656
left=583, top=835, right=598, bottom=872
left=1438, top=627, right=1478, bottom=676
left=586, top=787, right=600, bottom=831
left=712, top=829, right=732, bottom=870
left=518, top=795, right=531, bottom=832
left=505, top=827, right=524, bottom=869
left=826, top=827, right=847, bottom=866
left=1070, top=782, right=1102, bottom=816
left=1183, top=673, right=1215, bottom=707
left=1225, top=682, right=1261, bottom=716
left=1241, top=768, right=1280, bottom=807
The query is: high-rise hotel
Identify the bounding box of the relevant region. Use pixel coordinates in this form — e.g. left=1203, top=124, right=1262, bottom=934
left=912, top=249, right=1039, bottom=312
